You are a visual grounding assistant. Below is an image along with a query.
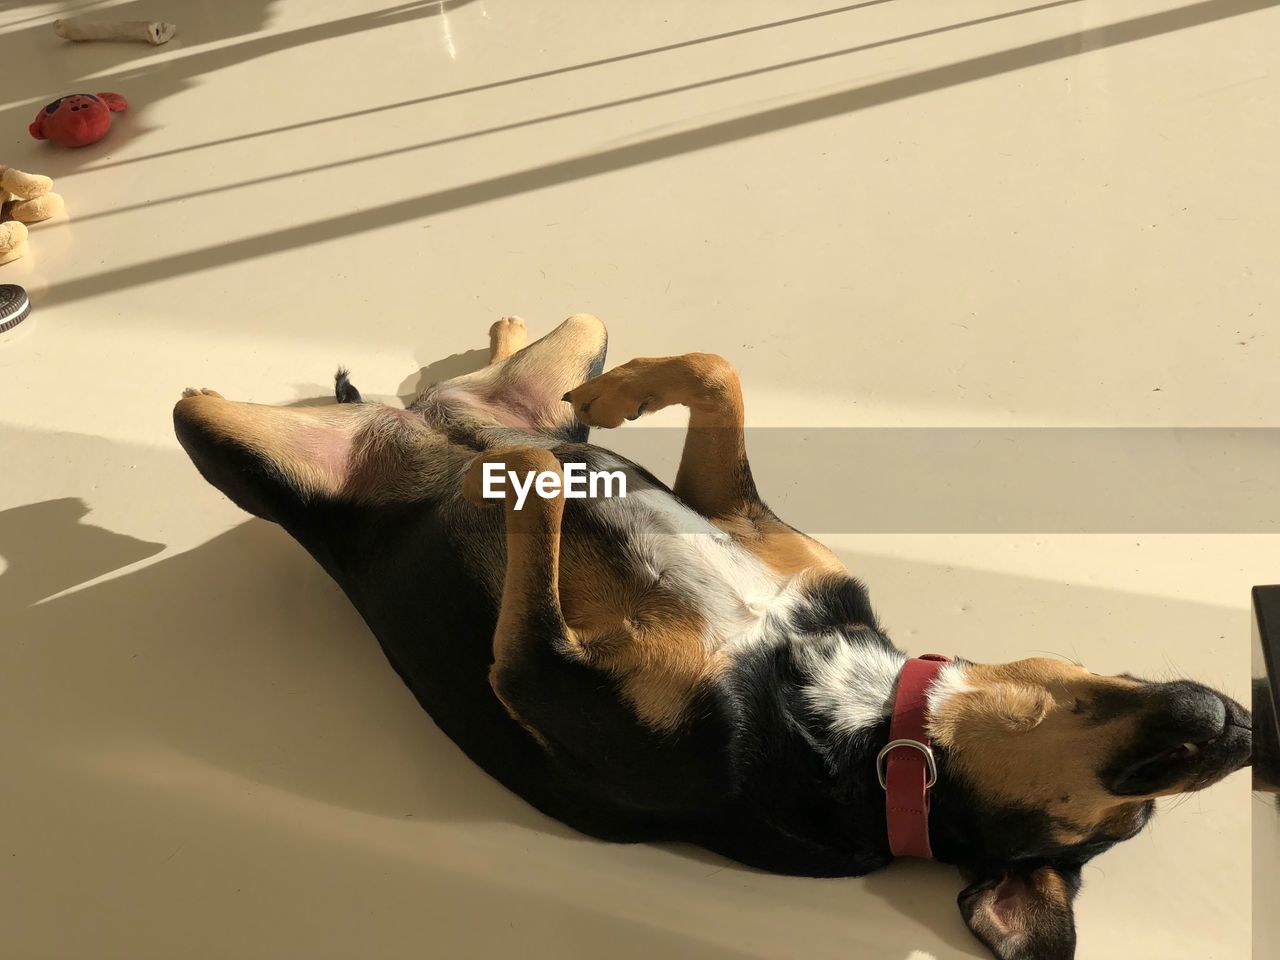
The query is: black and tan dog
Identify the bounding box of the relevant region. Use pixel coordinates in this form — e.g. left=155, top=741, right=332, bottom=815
left=174, top=315, right=1249, bottom=960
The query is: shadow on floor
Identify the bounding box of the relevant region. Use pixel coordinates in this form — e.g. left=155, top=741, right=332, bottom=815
left=396, top=346, right=489, bottom=403
left=2, top=0, right=478, bottom=178
left=279, top=346, right=488, bottom=407
left=0, top=491, right=989, bottom=955
left=32, top=0, right=1275, bottom=307
left=0, top=496, right=164, bottom=608
left=71, top=0, right=905, bottom=177
left=0, top=417, right=1248, bottom=958
left=67, top=0, right=1091, bottom=228
left=2, top=0, right=278, bottom=177
left=1, top=504, right=561, bottom=829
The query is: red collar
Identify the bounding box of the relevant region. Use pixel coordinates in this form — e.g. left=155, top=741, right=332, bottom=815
left=877, top=654, right=951, bottom=859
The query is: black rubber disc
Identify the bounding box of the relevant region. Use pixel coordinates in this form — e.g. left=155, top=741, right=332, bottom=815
left=0, top=284, right=31, bottom=333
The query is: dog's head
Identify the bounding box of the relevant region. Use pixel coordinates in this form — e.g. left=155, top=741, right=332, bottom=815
left=923, top=657, right=1249, bottom=959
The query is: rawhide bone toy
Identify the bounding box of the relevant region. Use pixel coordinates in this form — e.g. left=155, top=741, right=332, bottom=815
left=54, top=18, right=177, bottom=45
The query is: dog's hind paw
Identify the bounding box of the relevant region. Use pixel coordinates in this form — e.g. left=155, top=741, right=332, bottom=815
left=489, top=316, right=528, bottom=363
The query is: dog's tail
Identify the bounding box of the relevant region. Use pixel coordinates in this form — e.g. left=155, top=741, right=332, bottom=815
left=334, top=367, right=364, bottom=404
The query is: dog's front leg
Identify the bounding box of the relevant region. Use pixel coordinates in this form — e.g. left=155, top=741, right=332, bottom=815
left=463, top=446, right=580, bottom=746
left=564, top=354, right=754, bottom=518
left=565, top=354, right=845, bottom=578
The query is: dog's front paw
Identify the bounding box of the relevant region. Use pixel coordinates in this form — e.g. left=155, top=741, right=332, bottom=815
left=180, top=387, right=224, bottom=400
left=563, top=360, right=665, bottom=429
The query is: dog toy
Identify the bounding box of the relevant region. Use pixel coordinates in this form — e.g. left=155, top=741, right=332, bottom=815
left=0, top=166, right=67, bottom=265
left=54, top=18, right=177, bottom=45
left=29, top=93, right=127, bottom=148
left=0, top=284, right=31, bottom=333
left=0, top=224, right=27, bottom=267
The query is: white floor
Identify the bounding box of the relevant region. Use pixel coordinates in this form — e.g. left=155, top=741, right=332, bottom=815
left=2, top=1, right=1277, bottom=957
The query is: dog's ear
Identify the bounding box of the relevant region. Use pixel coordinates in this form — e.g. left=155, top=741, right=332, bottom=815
left=958, top=862, right=1081, bottom=960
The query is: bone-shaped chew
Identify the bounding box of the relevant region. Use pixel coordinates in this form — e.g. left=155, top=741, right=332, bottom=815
left=0, top=222, right=29, bottom=266
left=4, top=194, right=65, bottom=223
left=0, top=166, right=52, bottom=198
left=53, top=18, right=177, bottom=45
left=0, top=167, right=65, bottom=228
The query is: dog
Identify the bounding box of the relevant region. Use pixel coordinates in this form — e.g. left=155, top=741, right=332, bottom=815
left=174, top=315, right=1250, bottom=960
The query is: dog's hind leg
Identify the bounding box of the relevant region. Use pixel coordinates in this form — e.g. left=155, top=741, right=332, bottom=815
left=488, top=316, right=529, bottom=363
left=415, top=314, right=608, bottom=441
left=564, top=354, right=752, bottom=516
left=461, top=446, right=581, bottom=745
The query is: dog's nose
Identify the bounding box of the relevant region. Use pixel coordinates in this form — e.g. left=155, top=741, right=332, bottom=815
left=1105, top=682, right=1248, bottom=795
left=1148, top=681, right=1227, bottom=742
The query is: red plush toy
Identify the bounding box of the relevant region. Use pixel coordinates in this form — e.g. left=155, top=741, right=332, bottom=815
left=29, top=92, right=127, bottom=148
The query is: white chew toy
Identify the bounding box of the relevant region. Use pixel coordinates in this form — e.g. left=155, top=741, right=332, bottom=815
left=53, top=18, right=178, bottom=46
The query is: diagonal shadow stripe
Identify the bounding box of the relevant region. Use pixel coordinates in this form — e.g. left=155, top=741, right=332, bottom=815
left=40, top=0, right=1275, bottom=310
left=70, top=0, right=1087, bottom=225
left=77, top=0, right=903, bottom=175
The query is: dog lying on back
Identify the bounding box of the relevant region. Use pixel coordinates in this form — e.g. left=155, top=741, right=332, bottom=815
left=174, top=315, right=1250, bottom=960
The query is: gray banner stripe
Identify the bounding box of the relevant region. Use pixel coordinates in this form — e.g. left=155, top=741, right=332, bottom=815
left=593, top=428, right=1280, bottom=533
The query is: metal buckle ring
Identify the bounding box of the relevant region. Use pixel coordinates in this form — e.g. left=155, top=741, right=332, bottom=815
left=876, top=739, right=938, bottom=790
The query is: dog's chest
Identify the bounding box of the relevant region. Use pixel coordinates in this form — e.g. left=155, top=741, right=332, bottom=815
left=557, top=485, right=806, bottom=729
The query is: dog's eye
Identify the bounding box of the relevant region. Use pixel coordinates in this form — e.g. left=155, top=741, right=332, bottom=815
left=1071, top=698, right=1088, bottom=714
